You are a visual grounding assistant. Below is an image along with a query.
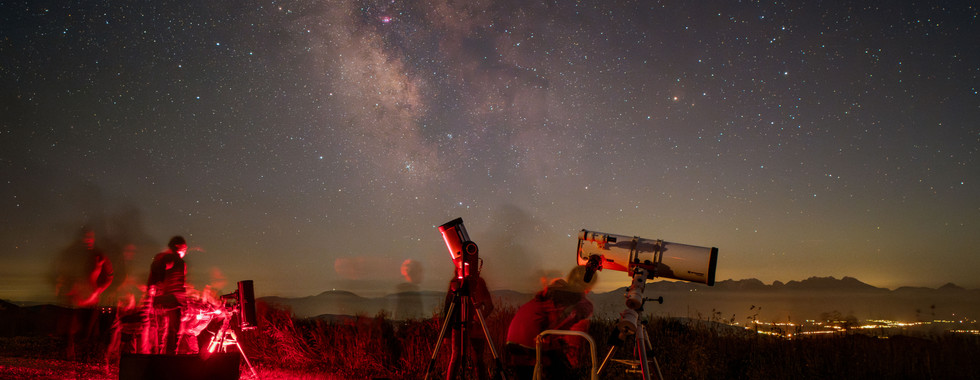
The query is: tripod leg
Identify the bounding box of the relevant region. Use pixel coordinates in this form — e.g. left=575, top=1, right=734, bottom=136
left=458, top=295, right=469, bottom=380
left=652, top=357, right=664, bottom=380
left=204, top=328, right=226, bottom=359
left=597, top=346, right=617, bottom=375
left=473, top=307, right=506, bottom=380
left=229, top=331, right=260, bottom=379
left=643, top=324, right=654, bottom=351
left=636, top=330, right=651, bottom=380
left=634, top=324, right=665, bottom=380
left=639, top=324, right=663, bottom=380
left=424, top=299, right=456, bottom=380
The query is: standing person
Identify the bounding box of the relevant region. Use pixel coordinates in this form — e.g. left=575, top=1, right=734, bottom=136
left=505, top=266, right=595, bottom=380
left=393, top=259, right=424, bottom=320
left=106, top=243, right=143, bottom=359
left=53, top=227, right=115, bottom=359
left=146, top=236, right=188, bottom=354
left=54, top=228, right=115, bottom=308
left=444, top=267, right=494, bottom=380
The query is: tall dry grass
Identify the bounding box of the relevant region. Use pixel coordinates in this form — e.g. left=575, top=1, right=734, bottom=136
left=242, top=300, right=980, bottom=379
left=9, top=300, right=972, bottom=379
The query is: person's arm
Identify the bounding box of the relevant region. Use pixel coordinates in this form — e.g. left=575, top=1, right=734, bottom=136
left=147, top=256, right=163, bottom=296
left=91, top=253, right=114, bottom=293
left=552, top=309, right=580, bottom=330
left=552, top=297, right=593, bottom=330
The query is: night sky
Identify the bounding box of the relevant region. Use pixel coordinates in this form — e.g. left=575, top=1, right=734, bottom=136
left=2, top=0, right=978, bottom=303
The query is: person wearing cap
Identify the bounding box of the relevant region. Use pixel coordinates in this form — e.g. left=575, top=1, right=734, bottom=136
left=146, top=236, right=189, bottom=354
left=505, top=265, right=596, bottom=379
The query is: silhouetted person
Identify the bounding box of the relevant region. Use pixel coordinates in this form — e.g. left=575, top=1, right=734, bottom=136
left=106, top=243, right=144, bottom=360
left=55, top=228, right=115, bottom=307
left=394, top=259, right=424, bottom=320
left=444, top=267, right=494, bottom=380
left=147, top=236, right=188, bottom=354
left=53, top=227, right=114, bottom=360
left=505, top=266, right=595, bottom=380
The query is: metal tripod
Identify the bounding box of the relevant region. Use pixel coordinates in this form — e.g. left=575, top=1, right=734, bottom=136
left=597, top=306, right=664, bottom=380
left=424, top=282, right=506, bottom=380
left=205, top=309, right=259, bottom=379
left=596, top=268, right=664, bottom=380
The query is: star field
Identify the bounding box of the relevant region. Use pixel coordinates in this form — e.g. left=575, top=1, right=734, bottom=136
left=1, top=0, right=977, bottom=301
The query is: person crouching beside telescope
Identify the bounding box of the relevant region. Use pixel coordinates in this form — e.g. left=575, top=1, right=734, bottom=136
left=505, top=265, right=596, bottom=380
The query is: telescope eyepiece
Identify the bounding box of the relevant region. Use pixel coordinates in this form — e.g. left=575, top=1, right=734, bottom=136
left=583, top=254, right=602, bottom=283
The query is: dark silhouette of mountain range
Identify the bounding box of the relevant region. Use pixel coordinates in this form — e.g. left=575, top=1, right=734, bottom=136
left=3, top=276, right=972, bottom=329
left=257, top=276, right=980, bottom=323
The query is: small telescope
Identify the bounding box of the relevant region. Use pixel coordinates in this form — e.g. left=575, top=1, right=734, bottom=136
left=220, top=280, right=258, bottom=330
left=209, top=280, right=260, bottom=378
left=439, top=217, right=479, bottom=280
left=576, top=230, right=718, bottom=286
left=426, top=218, right=506, bottom=380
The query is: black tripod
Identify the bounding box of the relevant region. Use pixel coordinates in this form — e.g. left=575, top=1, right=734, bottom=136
left=424, top=276, right=505, bottom=380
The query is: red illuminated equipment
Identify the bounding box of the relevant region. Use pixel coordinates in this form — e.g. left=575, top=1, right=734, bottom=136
left=217, top=280, right=257, bottom=330
left=439, top=217, right=479, bottom=280
left=236, top=280, right=257, bottom=330
left=426, top=218, right=505, bottom=380
left=207, top=280, right=259, bottom=378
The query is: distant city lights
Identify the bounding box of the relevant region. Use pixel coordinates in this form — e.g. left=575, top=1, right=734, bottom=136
left=734, top=318, right=980, bottom=339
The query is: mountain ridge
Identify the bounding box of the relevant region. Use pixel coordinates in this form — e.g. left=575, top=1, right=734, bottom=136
left=257, top=276, right=980, bottom=322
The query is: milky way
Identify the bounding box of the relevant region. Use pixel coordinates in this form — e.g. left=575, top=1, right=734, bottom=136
left=1, top=0, right=977, bottom=301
